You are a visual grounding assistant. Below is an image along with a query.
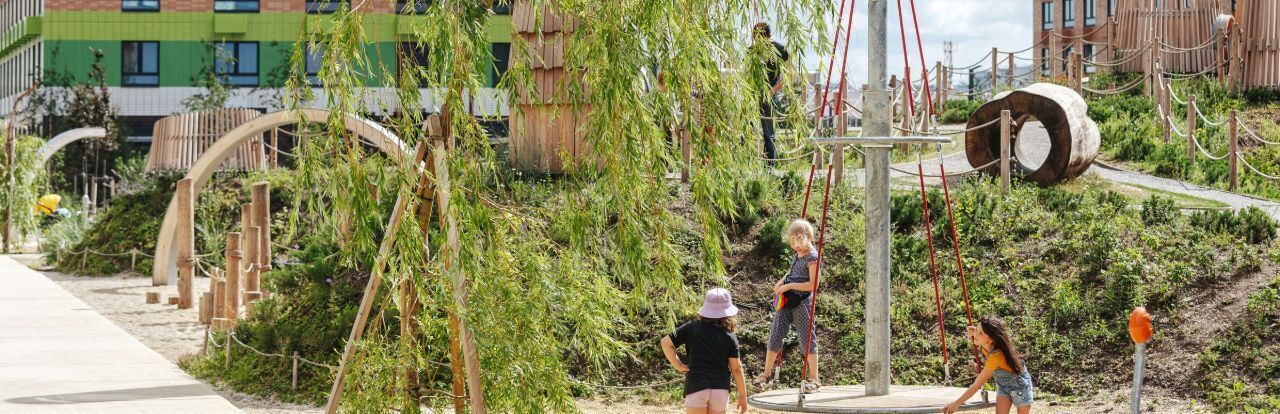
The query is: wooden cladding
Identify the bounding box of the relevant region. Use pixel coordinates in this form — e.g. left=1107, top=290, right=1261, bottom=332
left=1114, top=1, right=1219, bottom=73
left=1238, top=0, right=1280, bottom=89
left=508, top=0, right=593, bottom=173
left=145, top=109, right=266, bottom=172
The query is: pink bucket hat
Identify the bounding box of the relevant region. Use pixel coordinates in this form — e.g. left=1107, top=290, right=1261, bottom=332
left=699, top=288, right=739, bottom=319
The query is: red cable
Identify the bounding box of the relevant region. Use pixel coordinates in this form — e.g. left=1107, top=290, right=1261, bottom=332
left=813, top=0, right=852, bottom=124
left=916, top=160, right=949, bottom=369
left=937, top=163, right=982, bottom=367
left=832, top=0, right=859, bottom=113
left=906, top=0, right=936, bottom=116
left=799, top=163, right=834, bottom=383
left=895, top=0, right=916, bottom=120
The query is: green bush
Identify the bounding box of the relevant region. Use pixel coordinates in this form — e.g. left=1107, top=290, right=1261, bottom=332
left=756, top=216, right=789, bottom=261
left=938, top=97, right=984, bottom=124
left=1190, top=207, right=1277, bottom=244
left=1140, top=195, right=1177, bottom=225
left=1088, top=94, right=1154, bottom=125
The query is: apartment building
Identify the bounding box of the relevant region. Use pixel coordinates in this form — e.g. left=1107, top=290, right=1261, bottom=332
left=0, top=0, right=513, bottom=139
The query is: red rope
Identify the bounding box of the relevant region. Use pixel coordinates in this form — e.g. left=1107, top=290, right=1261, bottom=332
left=832, top=0, right=859, bottom=113
left=799, top=164, right=834, bottom=382
left=813, top=0, right=853, bottom=124
left=937, top=163, right=981, bottom=366
left=916, top=158, right=949, bottom=369
left=894, top=0, right=915, bottom=119
left=906, top=0, right=935, bottom=116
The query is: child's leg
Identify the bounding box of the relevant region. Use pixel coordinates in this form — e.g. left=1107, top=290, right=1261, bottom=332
left=995, top=396, right=1012, bottom=414
left=761, top=350, right=780, bottom=375
left=760, top=310, right=792, bottom=378
left=1016, top=405, right=1030, bottom=414
left=791, top=300, right=819, bottom=382
left=804, top=353, right=819, bottom=382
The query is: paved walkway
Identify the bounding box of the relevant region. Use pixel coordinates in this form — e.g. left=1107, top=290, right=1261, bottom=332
left=0, top=256, right=241, bottom=413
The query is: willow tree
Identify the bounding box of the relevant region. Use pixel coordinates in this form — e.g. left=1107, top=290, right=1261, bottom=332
left=291, top=0, right=830, bottom=411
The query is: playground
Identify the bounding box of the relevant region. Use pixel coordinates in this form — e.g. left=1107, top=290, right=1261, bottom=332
left=2, top=0, right=1280, bottom=413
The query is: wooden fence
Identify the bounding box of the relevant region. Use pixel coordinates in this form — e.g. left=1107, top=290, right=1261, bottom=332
left=508, top=0, right=594, bottom=173
left=145, top=109, right=266, bottom=172
left=1238, top=0, right=1280, bottom=89
left=1114, top=0, right=1220, bottom=74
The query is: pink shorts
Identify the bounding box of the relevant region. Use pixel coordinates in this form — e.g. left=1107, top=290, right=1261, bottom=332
left=684, top=389, right=730, bottom=411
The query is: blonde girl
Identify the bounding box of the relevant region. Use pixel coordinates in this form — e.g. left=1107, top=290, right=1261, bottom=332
left=753, top=219, right=820, bottom=393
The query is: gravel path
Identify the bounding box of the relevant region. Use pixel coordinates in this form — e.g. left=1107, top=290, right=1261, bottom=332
left=841, top=121, right=1280, bottom=220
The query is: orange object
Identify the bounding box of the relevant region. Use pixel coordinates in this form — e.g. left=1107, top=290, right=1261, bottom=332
left=1129, top=307, right=1153, bottom=344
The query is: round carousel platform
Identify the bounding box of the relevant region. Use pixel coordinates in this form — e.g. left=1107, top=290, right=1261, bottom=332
left=748, top=384, right=993, bottom=413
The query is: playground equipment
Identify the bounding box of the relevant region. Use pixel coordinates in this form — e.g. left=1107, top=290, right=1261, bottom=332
left=750, top=0, right=994, bottom=411
left=144, top=109, right=271, bottom=173
left=151, top=109, right=409, bottom=286
left=1129, top=307, right=1153, bottom=414
left=965, top=83, right=1100, bottom=186
left=36, top=128, right=108, bottom=162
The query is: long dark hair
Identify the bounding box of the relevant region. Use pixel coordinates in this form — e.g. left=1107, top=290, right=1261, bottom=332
left=700, top=316, right=738, bottom=332
left=980, top=316, right=1023, bottom=374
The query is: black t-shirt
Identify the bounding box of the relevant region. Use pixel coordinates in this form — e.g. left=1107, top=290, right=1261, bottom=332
left=764, top=40, right=790, bottom=89
left=670, top=319, right=741, bottom=396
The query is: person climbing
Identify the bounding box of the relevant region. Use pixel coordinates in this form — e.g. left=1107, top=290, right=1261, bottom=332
left=753, top=21, right=789, bottom=167
left=941, top=316, right=1034, bottom=414
left=754, top=219, right=820, bottom=393
left=661, top=288, right=749, bottom=414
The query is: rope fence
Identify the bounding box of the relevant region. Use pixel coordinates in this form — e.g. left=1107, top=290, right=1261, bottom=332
left=1239, top=120, right=1280, bottom=146
left=1083, top=77, right=1145, bottom=95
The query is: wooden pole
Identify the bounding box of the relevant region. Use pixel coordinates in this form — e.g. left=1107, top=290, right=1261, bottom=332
left=244, top=225, right=261, bottom=301
left=270, top=128, right=279, bottom=169
left=990, top=47, right=998, bottom=89
left=1187, top=94, right=1197, bottom=164
left=1229, top=110, right=1238, bottom=191
left=422, top=116, right=467, bottom=414
left=1144, top=38, right=1153, bottom=96
left=323, top=143, right=427, bottom=414
left=1000, top=110, right=1012, bottom=194
left=212, top=278, right=227, bottom=331
left=292, top=352, right=299, bottom=390
left=176, top=178, right=195, bottom=309
left=1162, top=76, right=1171, bottom=144
left=1007, top=53, right=1015, bottom=88
left=1050, top=33, right=1058, bottom=78
left=680, top=128, right=691, bottom=183
left=225, top=232, right=241, bottom=323
left=934, top=61, right=943, bottom=104
left=433, top=138, right=488, bottom=414
left=251, top=181, right=271, bottom=283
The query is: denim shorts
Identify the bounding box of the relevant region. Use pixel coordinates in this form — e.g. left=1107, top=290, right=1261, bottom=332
left=992, top=369, right=1034, bottom=407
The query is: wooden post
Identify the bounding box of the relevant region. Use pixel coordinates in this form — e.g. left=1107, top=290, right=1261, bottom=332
left=1001, top=110, right=1011, bottom=194
left=168, top=296, right=180, bottom=305
left=1187, top=94, right=1197, bottom=164
left=680, top=129, right=691, bottom=183
left=244, top=226, right=261, bottom=302
left=251, top=182, right=271, bottom=287
left=1144, top=38, right=1153, bottom=96
left=176, top=178, right=195, bottom=309
left=225, top=232, right=241, bottom=323
left=990, top=47, right=998, bottom=89
left=1108, top=17, right=1117, bottom=67
left=1229, top=110, right=1238, bottom=191
left=90, top=177, right=98, bottom=215
left=834, top=89, right=847, bottom=186
left=213, top=278, right=227, bottom=331
left=1049, top=33, right=1058, bottom=78
left=1007, top=53, right=1015, bottom=88
left=1162, top=76, right=1171, bottom=144
left=270, top=128, right=279, bottom=169
left=934, top=61, right=943, bottom=105
left=432, top=138, right=488, bottom=414
left=421, top=116, right=467, bottom=414
left=146, top=291, right=160, bottom=304
left=199, top=292, right=213, bottom=324
left=324, top=143, right=430, bottom=414
left=292, top=352, right=299, bottom=390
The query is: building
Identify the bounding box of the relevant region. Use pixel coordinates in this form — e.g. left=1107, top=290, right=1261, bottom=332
left=0, top=0, right=513, bottom=140
left=1032, top=0, right=1115, bottom=77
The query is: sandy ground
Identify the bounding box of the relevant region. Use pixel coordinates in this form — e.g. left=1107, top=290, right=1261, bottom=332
left=11, top=253, right=1209, bottom=414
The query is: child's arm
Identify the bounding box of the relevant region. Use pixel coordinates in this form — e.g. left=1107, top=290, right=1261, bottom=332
left=940, top=365, right=994, bottom=413
left=729, top=357, right=749, bottom=413
left=660, top=336, right=689, bottom=373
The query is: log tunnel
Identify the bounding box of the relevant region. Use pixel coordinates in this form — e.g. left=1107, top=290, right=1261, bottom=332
left=965, top=83, right=1100, bottom=186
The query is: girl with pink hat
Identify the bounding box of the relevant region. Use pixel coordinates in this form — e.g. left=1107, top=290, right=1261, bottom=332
left=661, top=288, right=749, bottom=414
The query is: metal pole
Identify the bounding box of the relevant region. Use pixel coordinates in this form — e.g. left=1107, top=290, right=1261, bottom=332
left=1131, top=342, right=1146, bottom=414
left=864, top=0, right=892, bottom=398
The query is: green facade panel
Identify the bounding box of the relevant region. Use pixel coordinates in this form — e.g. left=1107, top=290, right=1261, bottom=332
left=41, top=12, right=512, bottom=44
left=44, top=41, right=122, bottom=85
left=0, top=16, right=42, bottom=59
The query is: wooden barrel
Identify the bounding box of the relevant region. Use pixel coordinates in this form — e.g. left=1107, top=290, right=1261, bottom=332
left=965, top=83, right=1100, bottom=186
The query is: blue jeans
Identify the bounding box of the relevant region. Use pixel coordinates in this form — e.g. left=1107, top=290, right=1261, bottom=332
left=992, top=368, right=1034, bottom=407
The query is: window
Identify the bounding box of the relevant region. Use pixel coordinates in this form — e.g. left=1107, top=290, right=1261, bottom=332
left=1084, top=0, right=1096, bottom=26
left=399, top=42, right=429, bottom=87
left=1108, top=0, right=1115, bottom=16
left=397, top=0, right=430, bottom=14
left=215, top=0, right=259, bottom=12
left=306, top=0, right=347, bottom=14
left=491, top=1, right=511, bottom=15
left=122, top=41, right=159, bottom=86
left=305, top=45, right=323, bottom=85
left=1041, top=2, right=1053, bottom=30
left=1063, top=0, right=1075, bottom=28
left=122, top=0, right=159, bottom=11
left=216, top=42, right=259, bottom=87
left=1083, top=44, right=1096, bottom=73
left=1041, top=48, right=1049, bottom=76
left=489, top=42, right=510, bottom=87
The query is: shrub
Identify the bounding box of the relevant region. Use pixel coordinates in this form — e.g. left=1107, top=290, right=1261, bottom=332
left=756, top=216, right=789, bottom=260
left=1140, top=195, right=1177, bottom=225
left=938, top=97, right=984, bottom=124
left=1191, top=207, right=1278, bottom=244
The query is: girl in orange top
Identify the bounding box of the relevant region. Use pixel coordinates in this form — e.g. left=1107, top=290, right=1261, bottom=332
left=942, top=316, right=1034, bottom=414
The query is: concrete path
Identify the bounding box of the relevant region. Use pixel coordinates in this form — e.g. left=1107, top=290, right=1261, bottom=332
left=0, top=255, right=241, bottom=413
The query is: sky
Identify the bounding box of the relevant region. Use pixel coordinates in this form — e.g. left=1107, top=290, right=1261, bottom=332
left=781, top=0, right=1034, bottom=86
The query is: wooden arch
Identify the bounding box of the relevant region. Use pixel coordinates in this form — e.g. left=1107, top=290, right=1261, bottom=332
left=151, top=109, right=410, bottom=285
left=36, top=127, right=108, bottom=162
